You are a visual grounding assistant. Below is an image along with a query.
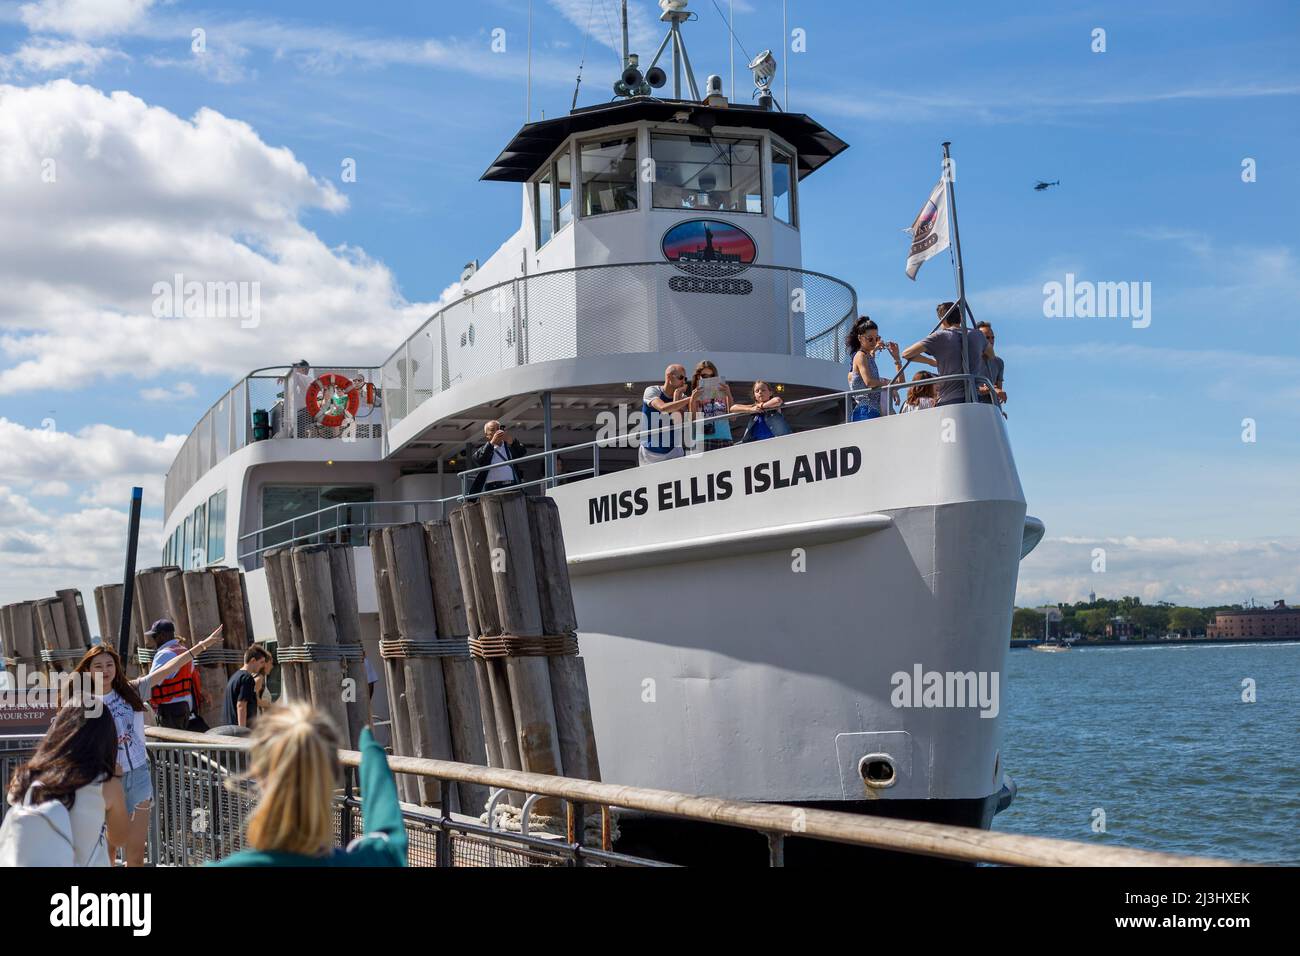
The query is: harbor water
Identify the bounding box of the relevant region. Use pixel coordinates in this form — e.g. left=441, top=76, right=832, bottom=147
left=993, top=640, right=1300, bottom=864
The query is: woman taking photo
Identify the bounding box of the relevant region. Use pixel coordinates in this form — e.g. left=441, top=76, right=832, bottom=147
left=214, top=703, right=405, bottom=867
left=0, top=697, right=129, bottom=866
left=846, top=317, right=903, bottom=422
left=72, top=628, right=224, bottom=866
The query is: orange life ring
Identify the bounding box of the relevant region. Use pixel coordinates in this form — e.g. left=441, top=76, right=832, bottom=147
left=306, top=373, right=360, bottom=427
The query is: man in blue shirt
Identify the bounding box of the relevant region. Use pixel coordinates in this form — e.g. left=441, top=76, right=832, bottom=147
left=639, top=364, right=691, bottom=465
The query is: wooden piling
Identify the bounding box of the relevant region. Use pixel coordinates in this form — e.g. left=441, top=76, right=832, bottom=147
left=449, top=510, right=505, bottom=779
left=327, top=544, right=372, bottom=750
left=381, top=524, right=454, bottom=807
left=163, top=571, right=191, bottom=641
left=479, top=495, right=563, bottom=800
left=370, top=531, right=419, bottom=805
left=260, top=548, right=294, bottom=701
left=276, top=549, right=309, bottom=702
left=133, top=566, right=178, bottom=653
left=55, top=589, right=91, bottom=652
left=181, top=570, right=228, bottom=728
left=93, top=584, right=139, bottom=679
left=290, top=545, right=353, bottom=742
left=424, top=520, right=489, bottom=814
left=213, top=568, right=250, bottom=677
left=527, top=497, right=600, bottom=782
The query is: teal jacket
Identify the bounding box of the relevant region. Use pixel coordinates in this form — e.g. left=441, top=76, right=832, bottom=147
left=212, top=728, right=406, bottom=867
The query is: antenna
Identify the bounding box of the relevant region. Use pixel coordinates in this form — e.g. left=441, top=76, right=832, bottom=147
left=526, top=0, right=533, bottom=122
left=634, top=0, right=701, bottom=100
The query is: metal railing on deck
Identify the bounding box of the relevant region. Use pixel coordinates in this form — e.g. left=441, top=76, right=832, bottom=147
left=236, top=374, right=1000, bottom=566
left=163, top=365, right=383, bottom=517
left=143, top=727, right=1237, bottom=867
left=379, top=261, right=857, bottom=436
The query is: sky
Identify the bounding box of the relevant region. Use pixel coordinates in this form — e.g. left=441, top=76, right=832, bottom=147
left=0, top=0, right=1296, bottom=619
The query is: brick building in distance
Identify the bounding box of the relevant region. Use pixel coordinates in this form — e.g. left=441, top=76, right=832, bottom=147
left=1207, top=601, right=1300, bottom=639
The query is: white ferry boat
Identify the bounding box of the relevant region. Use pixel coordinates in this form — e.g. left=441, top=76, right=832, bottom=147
left=158, top=2, right=1042, bottom=856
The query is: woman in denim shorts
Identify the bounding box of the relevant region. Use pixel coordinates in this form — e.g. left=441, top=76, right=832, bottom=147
left=73, top=633, right=221, bottom=865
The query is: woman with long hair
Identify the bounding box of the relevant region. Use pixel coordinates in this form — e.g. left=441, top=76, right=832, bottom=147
left=846, top=317, right=903, bottom=422
left=0, top=697, right=128, bottom=866
left=687, top=360, right=735, bottom=452
left=73, top=630, right=223, bottom=866
left=902, top=370, right=938, bottom=412
left=213, top=703, right=405, bottom=867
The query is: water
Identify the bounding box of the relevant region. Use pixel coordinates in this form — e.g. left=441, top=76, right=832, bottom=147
left=992, top=641, right=1300, bottom=864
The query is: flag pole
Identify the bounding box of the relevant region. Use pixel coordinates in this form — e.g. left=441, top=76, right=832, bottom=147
left=941, top=141, right=973, bottom=403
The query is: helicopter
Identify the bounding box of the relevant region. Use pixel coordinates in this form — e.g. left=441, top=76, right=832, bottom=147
left=1033, top=180, right=1060, bottom=191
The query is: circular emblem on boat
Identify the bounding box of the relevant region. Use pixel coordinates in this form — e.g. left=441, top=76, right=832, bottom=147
left=661, top=219, right=757, bottom=277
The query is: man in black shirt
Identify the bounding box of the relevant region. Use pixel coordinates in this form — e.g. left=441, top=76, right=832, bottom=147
left=222, top=645, right=273, bottom=728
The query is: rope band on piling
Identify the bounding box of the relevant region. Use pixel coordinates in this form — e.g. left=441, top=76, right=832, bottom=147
left=469, top=633, right=579, bottom=659
left=379, top=638, right=471, bottom=660
left=276, top=643, right=366, bottom=664
left=39, top=648, right=85, bottom=664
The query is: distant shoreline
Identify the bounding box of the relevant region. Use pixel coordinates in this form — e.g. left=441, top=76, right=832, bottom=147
left=1011, top=636, right=1300, bottom=650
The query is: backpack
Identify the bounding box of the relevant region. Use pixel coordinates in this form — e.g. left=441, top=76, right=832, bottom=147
left=0, top=784, right=77, bottom=867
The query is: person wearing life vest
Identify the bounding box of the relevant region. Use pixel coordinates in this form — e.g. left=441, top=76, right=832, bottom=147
left=145, top=619, right=210, bottom=731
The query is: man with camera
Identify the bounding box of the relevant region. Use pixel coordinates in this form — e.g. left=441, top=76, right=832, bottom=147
left=469, top=420, right=528, bottom=496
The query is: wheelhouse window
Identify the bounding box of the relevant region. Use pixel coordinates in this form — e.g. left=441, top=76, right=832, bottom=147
left=556, top=157, right=573, bottom=229
left=534, top=151, right=575, bottom=248
left=261, top=485, right=375, bottom=550
left=534, top=171, right=554, bottom=247
left=207, top=490, right=227, bottom=563
left=650, top=133, right=763, bottom=214
left=579, top=136, right=638, bottom=216
left=772, top=146, right=797, bottom=226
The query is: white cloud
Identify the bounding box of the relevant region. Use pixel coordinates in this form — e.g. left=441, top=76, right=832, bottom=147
left=140, top=381, right=197, bottom=402
left=0, top=483, right=164, bottom=614
left=547, top=0, right=659, bottom=59
left=1017, top=535, right=1300, bottom=607
left=0, top=80, right=434, bottom=395
left=0, top=37, right=126, bottom=76
left=19, top=0, right=157, bottom=39
left=0, top=416, right=182, bottom=506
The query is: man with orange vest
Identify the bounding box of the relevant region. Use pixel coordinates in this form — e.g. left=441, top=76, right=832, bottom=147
left=145, top=619, right=210, bottom=731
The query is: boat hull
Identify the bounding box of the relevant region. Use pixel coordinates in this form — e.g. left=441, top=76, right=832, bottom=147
left=548, top=403, right=1026, bottom=815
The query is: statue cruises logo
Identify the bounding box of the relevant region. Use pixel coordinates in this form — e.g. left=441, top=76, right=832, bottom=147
left=661, top=219, right=757, bottom=295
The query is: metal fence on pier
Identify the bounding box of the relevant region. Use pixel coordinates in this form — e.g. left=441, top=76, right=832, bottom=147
left=141, top=727, right=1238, bottom=868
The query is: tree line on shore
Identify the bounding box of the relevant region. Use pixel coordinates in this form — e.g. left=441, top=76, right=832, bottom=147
left=1010, top=596, right=1236, bottom=641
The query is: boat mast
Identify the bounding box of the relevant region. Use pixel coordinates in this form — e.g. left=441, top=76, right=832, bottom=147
left=942, top=141, right=973, bottom=404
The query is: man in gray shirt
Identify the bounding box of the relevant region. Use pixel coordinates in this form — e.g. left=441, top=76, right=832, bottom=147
left=901, top=301, right=994, bottom=406
left=975, top=321, right=1006, bottom=405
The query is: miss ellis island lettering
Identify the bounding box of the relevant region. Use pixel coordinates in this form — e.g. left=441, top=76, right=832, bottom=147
left=588, top=444, right=863, bottom=525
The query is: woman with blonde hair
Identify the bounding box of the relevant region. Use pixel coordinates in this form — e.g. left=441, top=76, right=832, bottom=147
left=213, top=703, right=405, bottom=867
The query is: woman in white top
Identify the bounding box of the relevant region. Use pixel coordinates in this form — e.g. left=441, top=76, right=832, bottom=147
left=1, top=697, right=129, bottom=866
left=72, top=629, right=223, bottom=866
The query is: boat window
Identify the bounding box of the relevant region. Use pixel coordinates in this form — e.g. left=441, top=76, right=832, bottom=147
left=261, top=485, right=375, bottom=550
left=650, top=133, right=763, bottom=214
left=556, top=156, right=573, bottom=229
left=190, top=502, right=206, bottom=569
left=579, top=136, right=638, bottom=217
left=772, top=145, right=797, bottom=226
left=181, top=515, right=190, bottom=572
left=535, top=171, right=554, bottom=247
left=207, top=489, right=226, bottom=563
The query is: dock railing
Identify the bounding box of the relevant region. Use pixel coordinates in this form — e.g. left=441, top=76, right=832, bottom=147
left=235, top=373, right=1000, bottom=565
left=143, top=726, right=1237, bottom=867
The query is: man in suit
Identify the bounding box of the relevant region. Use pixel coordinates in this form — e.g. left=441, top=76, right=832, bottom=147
left=468, top=420, right=528, bottom=496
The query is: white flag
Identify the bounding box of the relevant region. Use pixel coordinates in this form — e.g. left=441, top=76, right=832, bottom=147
left=905, top=179, right=950, bottom=280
